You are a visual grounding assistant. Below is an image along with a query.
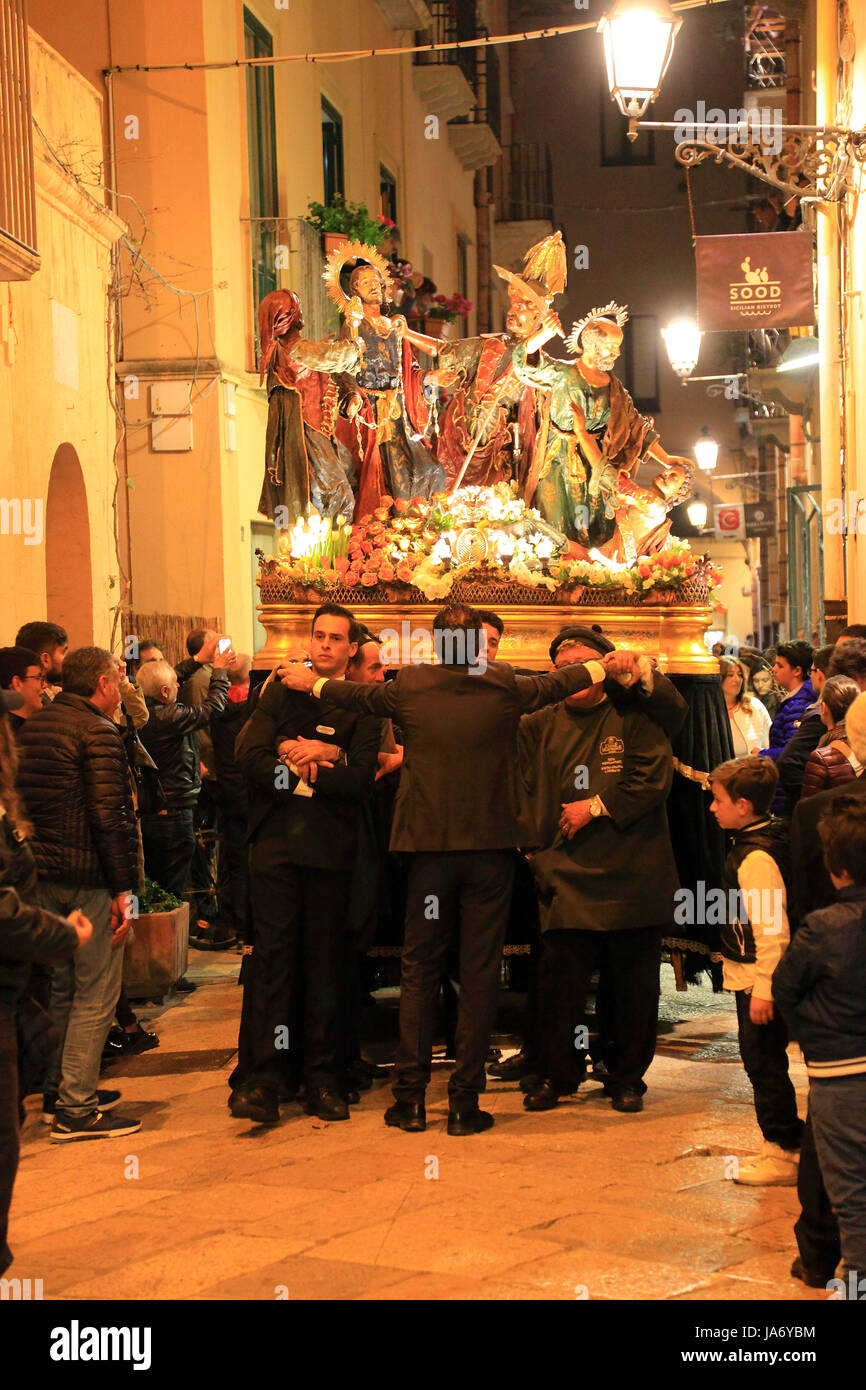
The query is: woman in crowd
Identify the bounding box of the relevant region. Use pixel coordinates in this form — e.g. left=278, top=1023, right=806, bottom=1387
left=800, top=675, right=862, bottom=800
left=720, top=656, right=772, bottom=756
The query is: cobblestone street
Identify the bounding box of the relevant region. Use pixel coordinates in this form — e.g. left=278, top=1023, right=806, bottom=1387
left=8, top=956, right=830, bottom=1303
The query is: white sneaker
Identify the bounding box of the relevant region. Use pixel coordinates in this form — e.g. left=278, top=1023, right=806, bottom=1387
left=733, top=1142, right=799, bottom=1186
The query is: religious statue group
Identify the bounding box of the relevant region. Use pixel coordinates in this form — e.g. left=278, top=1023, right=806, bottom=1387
left=258, top=232, right=695, bottom=564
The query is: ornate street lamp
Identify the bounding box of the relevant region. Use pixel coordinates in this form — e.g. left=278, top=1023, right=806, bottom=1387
left=598, top=0, right=683, bottom=121
left=694, top=427, right=719, bottom=472
left=686, top=500, right=708, bottom=529
left=661, top=318, right=702, bottom=378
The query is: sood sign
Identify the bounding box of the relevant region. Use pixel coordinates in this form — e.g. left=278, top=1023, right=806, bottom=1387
left=696, top=232, right=815, bottom=331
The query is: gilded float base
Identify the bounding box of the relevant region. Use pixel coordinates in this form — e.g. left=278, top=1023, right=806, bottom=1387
left=255, top=600, right=719, bottom=674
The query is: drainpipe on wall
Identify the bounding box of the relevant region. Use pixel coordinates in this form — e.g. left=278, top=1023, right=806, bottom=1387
left=815, top=0, right=847, bottom=634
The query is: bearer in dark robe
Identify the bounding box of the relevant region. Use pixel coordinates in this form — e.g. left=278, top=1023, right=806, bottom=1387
left=518, top=625, right=680, bottom=1114
left=257, top=289, right=359, bottom=527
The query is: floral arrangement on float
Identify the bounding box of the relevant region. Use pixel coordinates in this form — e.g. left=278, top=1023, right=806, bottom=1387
left=258, top=484, right=720, bottom=605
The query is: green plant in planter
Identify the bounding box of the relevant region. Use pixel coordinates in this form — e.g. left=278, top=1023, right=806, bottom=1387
left=138, top=876, right=184, bottom=914
left=304, top=195, right=390, bottom=246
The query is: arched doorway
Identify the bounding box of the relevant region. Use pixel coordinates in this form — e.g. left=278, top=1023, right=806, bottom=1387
left=46, top=444, right=93, bottom=645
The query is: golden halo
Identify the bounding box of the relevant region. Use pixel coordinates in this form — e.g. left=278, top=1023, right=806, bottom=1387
left=322, top=240, right=395, bottom=316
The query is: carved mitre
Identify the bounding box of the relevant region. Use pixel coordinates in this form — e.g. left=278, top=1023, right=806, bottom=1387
left=322, top=240, right=395, bottom=317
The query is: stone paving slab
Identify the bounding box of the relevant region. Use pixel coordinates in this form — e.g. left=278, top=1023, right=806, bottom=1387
left=8, top=956, right=830, bottom=1302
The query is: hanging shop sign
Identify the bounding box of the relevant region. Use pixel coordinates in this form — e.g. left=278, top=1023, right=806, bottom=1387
left=714, top=503, right=746, bottom=540
left=696, top=232, right=816, bottom=331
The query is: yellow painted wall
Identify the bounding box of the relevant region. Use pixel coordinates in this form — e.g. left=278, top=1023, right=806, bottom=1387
left=0, top=31, right=125, bottom=650
left=102, top=0, right=478, bottom=652
left=845, top=0, right=866, bottom=621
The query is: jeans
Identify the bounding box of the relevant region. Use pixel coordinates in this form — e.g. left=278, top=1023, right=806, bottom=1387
left=0, top=1004, right=18, bottom=1275
left=35, top=883, right=120, bottom=1119
left=140, top=807, right=196, bottom=899
left=809, top=1074, right=866, bottom=1280
left=735, top=990, right=803, bottom=1150
left=394, top=850, right=515, bottom=1105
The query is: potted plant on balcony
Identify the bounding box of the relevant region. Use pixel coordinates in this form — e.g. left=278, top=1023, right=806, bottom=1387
left=424, top=292, right=474, bottom=339
left=305, top=196, right=392, bottom=255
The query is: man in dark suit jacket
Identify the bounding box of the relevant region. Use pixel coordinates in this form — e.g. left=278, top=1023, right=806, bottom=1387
left=278, top=602, right=642, bottom=1136
left=230, top=605, right=381, bottom=1127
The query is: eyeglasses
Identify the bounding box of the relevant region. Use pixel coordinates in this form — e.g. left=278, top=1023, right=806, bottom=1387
left=22, top=672, right=46, bottom=686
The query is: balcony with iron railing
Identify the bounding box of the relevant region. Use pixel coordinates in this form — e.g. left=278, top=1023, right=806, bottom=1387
left=0, top=0, right=40, bottom=280
left=412, top=0, right=478, bottom=123
left=241, top=216, right=336, bottom=370
left=448, top=43, right=502, bottom=171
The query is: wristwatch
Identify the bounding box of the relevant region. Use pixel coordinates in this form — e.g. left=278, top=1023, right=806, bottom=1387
left=589, top=795, right=605, bottom=818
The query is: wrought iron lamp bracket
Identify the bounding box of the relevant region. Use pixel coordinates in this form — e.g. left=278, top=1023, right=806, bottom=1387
left=671, top=128, right=866, bottom=203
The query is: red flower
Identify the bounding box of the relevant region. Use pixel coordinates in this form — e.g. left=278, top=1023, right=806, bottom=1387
left=344, top=567, right=360, bottom=587
left=396, top=561, right=413, bottom=583
left=638, top=565, right=652, bottom=579
left=379, top=494, right=395, bottom=509
left=334, top=556, right=350, bottom=576
left=360, top=571, right=378, bottom=587
left=379, top=562, right=396, bottom=582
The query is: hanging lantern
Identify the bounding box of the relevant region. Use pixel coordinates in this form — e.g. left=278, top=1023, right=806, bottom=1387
left=661, top=318, right=702, bottom=379
left=694, top=428, right=719, bottom=472
left=598, top=0, right=683, bottom=120
left=687, top=500, right=709, bottom=529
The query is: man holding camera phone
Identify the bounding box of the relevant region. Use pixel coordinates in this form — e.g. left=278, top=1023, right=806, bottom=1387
left=136, top=638, right=233, bottom=900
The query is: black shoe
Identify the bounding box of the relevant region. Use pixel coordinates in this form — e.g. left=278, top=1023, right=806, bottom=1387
left=384, top=1100, right=426, bottom=1132
left=523, top=1079, right=563, bottom=1112
left=355, top=1058, right=388, bottom=1080
left=190, top=925, right=238, bottom=951
left=175, top=977, right=197, bottom=993
left=50, top=1109, right=142, bottom=1142
left=103, top=1022, right=160, bottom=1058
left=343, top=1089, right=361, bottom=1106
left=488, top=1048, right=536, bottom=1080
left=306, top=1087, right=350, bottom=1121
left=611, top=1088, right=644, bottom=1113
left=447, top=1104, right=494, bottom=1136
left=518, top=1071, right=542, bottom=1093
left=277, top=1083, right=299, bottom=1105
left=790, top=1256, right=833, bottom=1289
left=229, top=1086, right=279, bottom=1126
left=345, top=1064, right=373, bottom=1092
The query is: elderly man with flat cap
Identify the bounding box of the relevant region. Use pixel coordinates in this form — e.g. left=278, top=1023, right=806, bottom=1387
left=518, top=624, right=683, bottom=1113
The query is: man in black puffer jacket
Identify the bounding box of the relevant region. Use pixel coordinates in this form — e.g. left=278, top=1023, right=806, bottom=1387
left=1, top=686, right=90, bottom=1268
left=136, top=651, right=231, bottom=898
left=16, top=648, right=141, bottom=1142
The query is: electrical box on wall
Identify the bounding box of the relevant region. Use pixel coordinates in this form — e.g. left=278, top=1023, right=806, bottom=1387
left=150, top=381, right=193, bottom=452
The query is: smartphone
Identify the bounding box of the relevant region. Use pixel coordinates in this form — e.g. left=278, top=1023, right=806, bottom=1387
left=218, top=637, right=232, bottom=654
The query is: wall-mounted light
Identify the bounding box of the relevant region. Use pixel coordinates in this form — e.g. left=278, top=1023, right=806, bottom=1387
left=687, top=500, right=709, bottom=529
left=776, top=337, right=821, bottom=373
left=694, top=427, right=719, bottom=472
left=598, top=0, right=683, bottom=120
left=661, top=318, right=702, bottom=378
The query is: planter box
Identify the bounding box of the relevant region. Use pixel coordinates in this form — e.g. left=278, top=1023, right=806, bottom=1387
left=323, top=232, right=350, bottom=256
left=123, top=903, right=189, bottom=1000
left=424, top=317, right=453, bottom=339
